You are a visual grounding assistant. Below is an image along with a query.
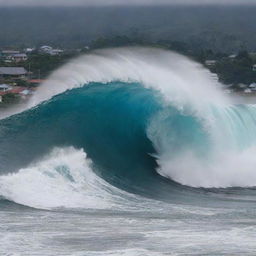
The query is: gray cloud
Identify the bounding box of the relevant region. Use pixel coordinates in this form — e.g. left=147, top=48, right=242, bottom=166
left=0, top=0, right=255, bottom=6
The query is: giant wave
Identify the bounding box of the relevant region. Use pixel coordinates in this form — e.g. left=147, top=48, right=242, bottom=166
left=1, top=47, right=256, bottom=211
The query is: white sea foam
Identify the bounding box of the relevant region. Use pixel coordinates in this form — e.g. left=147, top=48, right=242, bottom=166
left=1, top=146, right=230, bottom=210
left=148, top=103, right=256, bottom=188
left=156, top=147, right=256, bottom=188
left=0, top=147, right=138, bottom=210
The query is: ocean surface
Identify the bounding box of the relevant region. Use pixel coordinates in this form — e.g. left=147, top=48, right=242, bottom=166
left=1, top=48, right=256, bottom=256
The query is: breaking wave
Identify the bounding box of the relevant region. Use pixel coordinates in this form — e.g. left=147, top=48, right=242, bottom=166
left=1, top=47, right=256, bottom=210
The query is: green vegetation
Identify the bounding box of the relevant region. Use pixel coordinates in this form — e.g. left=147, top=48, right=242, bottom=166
left=2, top=93, right=19, bottom=103
left=22, top=52, right=78, bottom=78
left=213, top=52, right=256, bottom=85
left=90, top=35, right=148, bottom=49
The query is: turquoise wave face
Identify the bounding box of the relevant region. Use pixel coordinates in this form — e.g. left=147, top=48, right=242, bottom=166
left=1, top=81, right=256, bottom=202
left=0, top=82, right=159, bottom=196
left=0, top=81, right=213, bottom=201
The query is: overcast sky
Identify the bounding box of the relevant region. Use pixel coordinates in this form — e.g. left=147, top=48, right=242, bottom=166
left=0, top=0, right=255, bottom=6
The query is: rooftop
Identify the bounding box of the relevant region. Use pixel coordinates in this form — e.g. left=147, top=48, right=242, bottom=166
left=29, top=79, right=44, bottom=84
left=0, top=67, right=27, bottom=75
left=0, top=84, right=10, bottom=89
left=2, top=50, right=20, bottom=54
left=12, top=54, right=27, bottom=57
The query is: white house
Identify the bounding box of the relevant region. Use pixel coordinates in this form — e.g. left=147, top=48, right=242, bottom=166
left=1, top=50, right=20, bottom=57
left=249, top=83, right=256, bottom=90
left=24, top=48, right=35, bottom=53
left=205, top=60, right=216, bottom=67
left=244, top=88, right=252, bottom=93
left=11, top=53, right=28, bottom=63
left=229, top=54, right=237, bottom=59
left=39, top=45, right=63, bottom=55
left=0, top=84, right=12, bottom=92
left=50, top=49, right=64, bottom=56
left=40, top=45, right=53, bottom=53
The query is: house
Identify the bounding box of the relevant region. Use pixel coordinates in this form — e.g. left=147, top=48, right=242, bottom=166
left=29, top=79, right=44, bottom=86
left=39, top=45, right=63, bottom=55
left=0, top=67, right=27, bottom=79
left=210, top=73, right=218, bottom=81
left=205, top=60, right=216, bottom=67
left=1, top=50, right=20, bottom=57
left=0, top=85, right=32, bottom=103
left=244, top=88, right=252, bottom=93
left=253, top=64, right=256, bottom=71
left=50, top=49, right=64, bottom=56
left=40, top=45, right=52, bottom=52
left=0, top=85, right=17, bottom=103
left=0, top=84, right=12, bottom=92
left=24, top=48, right=35, bottom=53
left=11, top=53, right=28, bottom=63
left=229, top=54, right=237, bottom=59
left=1, top=50, right=28, bottom=63
left=224, top=89, right=233, bottom=94
left=249, top=83, right=256, bottom=90
left=39, top=45, right=54, bottom=54
left=19, top=88, right=33, bottom=99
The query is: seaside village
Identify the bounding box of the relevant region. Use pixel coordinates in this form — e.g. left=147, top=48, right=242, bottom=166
left=205, top=55, right=256, bottom=94
left=0, top=45, right=67, bottom=105
left=1, top=45, right=256, bottom=105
